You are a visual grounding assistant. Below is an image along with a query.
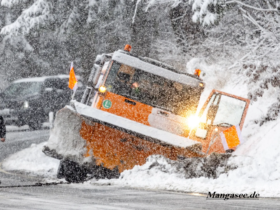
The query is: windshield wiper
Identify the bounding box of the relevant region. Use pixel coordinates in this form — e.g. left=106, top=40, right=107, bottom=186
left=152, top=104, right=173, bottom=113
left=213, top=122, right=233, bottom=127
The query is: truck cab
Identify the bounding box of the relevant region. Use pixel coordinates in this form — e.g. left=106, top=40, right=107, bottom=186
left=42, top=46, right=250, bottom=182
left=85, top=50, right=205, bottom=136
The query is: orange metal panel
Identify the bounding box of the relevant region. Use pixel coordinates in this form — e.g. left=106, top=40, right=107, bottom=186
left=189, top=126, right=227, bottom=154
left=223, top=126, right=240, bottom=149
left=80, top=120, right=203, bottom=173
left=98, top=92, right=153, bottom=126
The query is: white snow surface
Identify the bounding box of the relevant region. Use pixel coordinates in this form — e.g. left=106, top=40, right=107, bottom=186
left=2, top=142, right=59, bottom=177
left=190, top=0, right=218, bottom=26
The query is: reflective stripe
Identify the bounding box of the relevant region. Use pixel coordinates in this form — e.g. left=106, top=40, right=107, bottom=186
left=220, top=125, right=244, bottom=150
left=220, top=132, right=229, bottom=151
left=235, top=125, right=244, bottom=144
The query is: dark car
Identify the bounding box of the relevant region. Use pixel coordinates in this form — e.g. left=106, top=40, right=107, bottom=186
left=0, top=75, right=83, bottom=130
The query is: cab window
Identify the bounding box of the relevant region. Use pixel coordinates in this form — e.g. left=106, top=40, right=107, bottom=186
left=105, top=62, right=200, bottom=117
left=195, top=93, right=247, bottom=139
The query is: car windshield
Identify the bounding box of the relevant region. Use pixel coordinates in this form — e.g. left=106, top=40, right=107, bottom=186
left=105, top=62, right=201, bottom=116
left=4, top=82, right=43, bottom=98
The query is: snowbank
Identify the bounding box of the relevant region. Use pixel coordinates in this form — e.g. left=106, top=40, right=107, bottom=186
left=2, top=142, right=59, bottom=177
left=93, top=123, right=280, bottom=197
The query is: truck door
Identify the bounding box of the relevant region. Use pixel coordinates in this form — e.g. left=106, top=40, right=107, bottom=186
left=189, top=90, right=250, bottom=154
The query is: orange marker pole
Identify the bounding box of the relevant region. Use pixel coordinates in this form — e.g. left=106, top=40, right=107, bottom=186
left=69, top=62, right=78, bottom=100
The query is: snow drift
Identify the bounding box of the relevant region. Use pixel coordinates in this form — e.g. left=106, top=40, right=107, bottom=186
left=2, top=142, right=59, bottom=177
left=93, top=118, right=280, bottom=197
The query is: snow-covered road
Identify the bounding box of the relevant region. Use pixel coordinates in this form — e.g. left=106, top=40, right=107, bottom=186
left=0, top=129, right=49, bottom=161
left=1, top=183, right=280, bottom=210
left=0, top=129, right=50, bottom=187
left=0, top=130, right=280, bottom=209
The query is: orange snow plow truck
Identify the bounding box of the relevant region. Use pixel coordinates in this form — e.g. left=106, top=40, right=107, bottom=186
left=43, top=45, right=250, bottom=183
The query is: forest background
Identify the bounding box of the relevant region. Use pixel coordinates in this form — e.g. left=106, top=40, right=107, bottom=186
left=0, top=0, right=280, bottom=121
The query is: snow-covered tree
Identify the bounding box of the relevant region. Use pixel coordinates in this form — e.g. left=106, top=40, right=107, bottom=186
left=189, top=0, right=225, bottom=26
left=0, top=0, right=201, bottom=78
left=189, top=0, right=280, bottom=123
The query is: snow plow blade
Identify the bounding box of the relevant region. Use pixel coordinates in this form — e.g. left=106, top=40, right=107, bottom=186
left=43, top=102, right=203, bottom=179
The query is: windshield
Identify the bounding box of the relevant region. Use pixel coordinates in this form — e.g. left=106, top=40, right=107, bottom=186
left=105, top=62, right=201, bottom=116
left=200, top=93, right=246, bottom=126
left=4, top=82, right=43, bottom=98
left=213, top=95, right=246, bottom=126
left=195, top=93, right=246, bottom=139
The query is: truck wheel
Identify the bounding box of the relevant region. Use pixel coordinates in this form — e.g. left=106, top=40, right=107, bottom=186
left=63, top=160, right=87, bottom=183
left=28, top=121, right=42, bottom=130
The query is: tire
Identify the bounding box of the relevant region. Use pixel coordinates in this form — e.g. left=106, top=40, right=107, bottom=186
left=90, top=165, right=120, bottom=179
left=28, top=121, right=42, bottom=130
left=63, top=160, right=87, bottom=183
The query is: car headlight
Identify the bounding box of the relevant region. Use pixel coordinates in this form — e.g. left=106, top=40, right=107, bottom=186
left=186, top=115, right=200, bottom=129
left=23, top=101, right=29, bottom=109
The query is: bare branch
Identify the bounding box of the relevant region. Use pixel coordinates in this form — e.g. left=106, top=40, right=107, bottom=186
left=238, top=7, right=272, bottom=36
left=226, top=0, right=278, bottom=12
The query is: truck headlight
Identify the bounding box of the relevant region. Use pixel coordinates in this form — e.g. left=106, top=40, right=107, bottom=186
left=23, top=101, right=29, bottom=109
left=186, top=115, right=200, bottom=129
left=99, top=86, right=107, bottom=93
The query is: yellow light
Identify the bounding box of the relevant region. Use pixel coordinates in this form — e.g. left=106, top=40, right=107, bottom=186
left=194, top=69, right=201, bottom=77
left=186, top=115, right=200, bottom=129
left=199, top=83, right=204, bottom=87
left=214, top=128, right=218, bottom=132
left=124, top=44, right=132, bottom=52
left=99, top=86, right=107, bottom=93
